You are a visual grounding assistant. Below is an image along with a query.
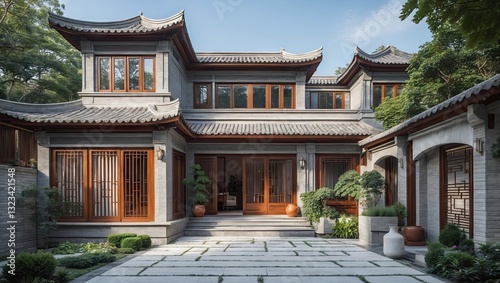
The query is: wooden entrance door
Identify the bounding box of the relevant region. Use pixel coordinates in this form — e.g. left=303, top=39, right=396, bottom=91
left=243, top=157, right=266, bottom=214
left=243, top=156, right=296, bottom=215
left=196, top=156, right=217, bottom=215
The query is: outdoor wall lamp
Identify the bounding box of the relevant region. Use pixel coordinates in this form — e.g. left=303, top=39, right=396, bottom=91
left=399, top=157, right=404, bottom=169
left=156, top=147, right=165, bottom=160
left=475, top=138, right=484, bottom=155
left=299, top=156, right=306, bottom=169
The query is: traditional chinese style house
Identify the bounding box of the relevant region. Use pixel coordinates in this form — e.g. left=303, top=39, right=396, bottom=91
left=0, top=10, right=498, bottom=245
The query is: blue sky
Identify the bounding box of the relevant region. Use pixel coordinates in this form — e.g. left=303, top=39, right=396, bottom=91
left=60, top=0, right=432, bottom=76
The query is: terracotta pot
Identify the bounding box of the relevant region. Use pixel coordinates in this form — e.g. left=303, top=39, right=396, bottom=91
left=191, top=204, right=206, bottom=217
left=285, top=204, right=299, bottom=217
left=404, top=225, right=426, bottom=246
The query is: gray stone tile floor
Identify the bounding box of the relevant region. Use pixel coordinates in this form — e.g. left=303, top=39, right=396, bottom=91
left=72, top=237, right=447, bottom=283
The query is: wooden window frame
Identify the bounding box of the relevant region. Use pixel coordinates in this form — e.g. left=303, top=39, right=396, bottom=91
left=193, top=83, right=213, bottom=109
left=213, top=83, right=295, bottom=109
left=51, top=148, right=154, bottom=222
left=306, top=92, right=345, bottom=109
left=373, top=83, right=403, bottom=108
left=97, top=56, right=155, bottom=93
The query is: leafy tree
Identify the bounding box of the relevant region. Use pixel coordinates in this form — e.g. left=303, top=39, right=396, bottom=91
left=334, top=63, right=349, bottom=76
left=0, top=0, right=81, bottom=103
left=375, top=27, right=500, bottom=129
left=373, top=45, right=387, bottom=53
left=401, top=0, right=500, bottom=49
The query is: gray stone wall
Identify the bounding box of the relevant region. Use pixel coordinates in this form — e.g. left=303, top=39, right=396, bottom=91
left=424, top=148, right=440, bottom=242
left=484, top=102, right=500, bottom=242
left=0, top=165, right=37, bottom=254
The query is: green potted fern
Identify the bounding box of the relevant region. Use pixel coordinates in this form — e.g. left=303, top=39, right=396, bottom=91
left=183, top=164, right=211, bottom=217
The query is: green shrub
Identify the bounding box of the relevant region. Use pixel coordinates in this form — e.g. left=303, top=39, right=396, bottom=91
left=52, top=267, right=70, bottom=283
left=117, top=248, right=135, bottom=254
left=107, top=233, right=137, bottom=248
left=333, top=214, right=358, bottom=239
left=57, top=253, right=115, bottom=269
left=458, top=238, right=475, bottom=255
left=82, top=242, right=118, bottom=254
left=439, top=223, right=466, bottom=247
left=391, top=201, right=407, bottom=226
left=138, top=234, right=152, bottom=248
left=479, top=242, right=500, bottom=260
left=425, top=242, right=445, bottom=271
left=2, top=252, right=56, bottom=283
left=52, top=242, right=84, bottom=254
left=434, top=251, right=476, bottom=281
left=300, top=187, right=339, bottom=224
left=121, top=237, right=143, bottom=251
left=361, top=206, right=397, bottom=217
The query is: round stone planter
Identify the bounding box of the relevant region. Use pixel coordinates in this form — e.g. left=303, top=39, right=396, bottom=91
left=191, top=204, right=206, bottom=217
left=285, top=204, right=299, bottom=217
left=383, top=225, right=405, bottom=259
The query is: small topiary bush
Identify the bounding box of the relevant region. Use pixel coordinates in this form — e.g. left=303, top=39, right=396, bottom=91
left=2, top=252, right=56, bottom=283
left=361, top=206, right=397, bottom=216
left=439, top=223, right=466, bottom=247
left=138, top=234, right=152, bottom=248
left=57, top=253, right=115, bottom=269
left=121, top=237, right=143, bottom=251
left=333, top=214, right=359, bottom=239
left=107, top=233, right=137, bottom=248
left=117, top=247, right=135, bottom=254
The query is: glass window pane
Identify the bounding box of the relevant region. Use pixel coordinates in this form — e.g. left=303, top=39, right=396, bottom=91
left=373, top=85, right=382, bottom=108
left=305, top=92, right=310, bottom=109
left=310, top=92, right=318, bottom=109
left=128, top=58, right=140, bottom=90
left=271, top=86, right=280, bottom=108
left=143, top=58, right=154, bottom=90
left=234, top=85, right=248, bottom=108
left=335, top=93, right=343, bottom=109
left=252, top=86, right=266, bottom=108
left=114, top=58, right=125, bottom=90
left=385, top=85, right=394, bottom=99
left=99, top=58, right=110, bottom=90
left=217, top=86, right=231, bottom=108
left=319, top=92, right=333, bottom=109
left=283, top=86, right=293, bottom=108
left=195, top=85, right=209, bottom=105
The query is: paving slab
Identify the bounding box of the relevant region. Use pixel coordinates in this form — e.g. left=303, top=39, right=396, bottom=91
left=78, top=236, right=447, bottom=283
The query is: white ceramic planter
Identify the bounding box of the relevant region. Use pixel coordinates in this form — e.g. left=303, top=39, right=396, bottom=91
left=383, top=225, right=405, bottom=259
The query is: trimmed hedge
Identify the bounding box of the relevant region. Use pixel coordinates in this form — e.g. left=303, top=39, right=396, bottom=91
left=121, top=237, right=143, bottom=251
left=138, top=234, right=152, bottom=248
left=57, top=253, right=115, bottom=269
left=2, top=252, right=56, bottom=283
left=107, top=233, right=137, bottom=248
left=117, top=248, right=135, bottom=254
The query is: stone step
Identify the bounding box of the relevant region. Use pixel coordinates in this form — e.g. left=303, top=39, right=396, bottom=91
left=184, top=215, right=315, bottom=237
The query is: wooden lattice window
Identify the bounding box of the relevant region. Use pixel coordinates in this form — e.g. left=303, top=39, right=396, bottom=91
left=51, top=149, right=153, bottom=222
left=441, top=145, right=473, bottom=237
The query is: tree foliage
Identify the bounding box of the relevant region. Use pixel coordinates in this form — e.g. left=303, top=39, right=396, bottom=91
left=0, top=0, right=81, bottom=103
left=375, top=27, right=500, bottom=129
left=401, top=0, right=500, bottom=49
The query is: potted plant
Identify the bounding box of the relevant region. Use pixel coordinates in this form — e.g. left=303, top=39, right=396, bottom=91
left=300, top=187, right=339, bottom=234
left=334, top=170, right=396, bottom=246
left=183, top=164, right=211, bottom=217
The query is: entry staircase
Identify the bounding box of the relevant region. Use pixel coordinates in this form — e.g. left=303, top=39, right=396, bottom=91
left=184, top=214, right=315, bottom=237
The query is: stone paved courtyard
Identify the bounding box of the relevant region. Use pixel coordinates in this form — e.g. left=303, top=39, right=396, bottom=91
left=82, top=237, right=446, bottom=283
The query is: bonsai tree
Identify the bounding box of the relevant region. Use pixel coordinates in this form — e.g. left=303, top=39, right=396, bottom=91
left=300, top=187, right=339, bottom=224
left=333, top=170, right=385, bottom=209
left=183, top=164, right=211, bottom=205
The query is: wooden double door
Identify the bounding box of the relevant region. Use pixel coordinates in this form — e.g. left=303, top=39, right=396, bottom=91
left=196, top=155, right=296, bottom=215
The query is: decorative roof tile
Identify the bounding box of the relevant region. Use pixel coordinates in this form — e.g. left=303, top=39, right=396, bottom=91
left=196, top=48, right=323, bottom=64
left=308, top=76, right=338, bottom=85
left=0, top=99, right=180, bottom=124
left=359, top=74, right=500, bottom=146
left=48, top=11, right=185, bottom=34
left=188, top=121, right=377, bottom=136
left=355, top=46, right=413, bottom=65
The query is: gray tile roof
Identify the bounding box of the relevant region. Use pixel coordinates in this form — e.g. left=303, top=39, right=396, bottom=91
left=188, top=122, right=377, bottom=136
left=0, top=99, right=180, bottom=124
left=48, top=11, right=184, bottom=33
left=359, top=74, right=500, bottom=146
left=355, top=46, right=413, bottom=64
left=308, top=76, right=338, bottom=85
left=197, top=48, right=323, bottom=64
